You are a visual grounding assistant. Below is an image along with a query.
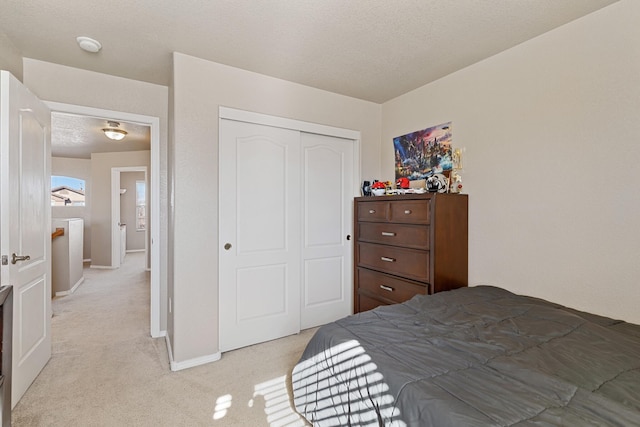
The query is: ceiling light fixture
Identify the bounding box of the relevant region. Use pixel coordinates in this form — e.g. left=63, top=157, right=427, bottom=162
left=76, top=36, right=102, bottom=53
left=102, top=121, right=128, bottom=141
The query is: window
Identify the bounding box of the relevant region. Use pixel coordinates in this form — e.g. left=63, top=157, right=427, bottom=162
left=51, top=176, right=85, bottom=206
left=136, top=180, right=146, bottom=231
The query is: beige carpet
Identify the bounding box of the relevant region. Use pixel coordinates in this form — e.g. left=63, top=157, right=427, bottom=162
left=12, top=252, right=315, bottom=426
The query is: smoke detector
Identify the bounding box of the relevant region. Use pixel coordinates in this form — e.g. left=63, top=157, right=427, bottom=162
left=77, top=36, right=102, bottom=53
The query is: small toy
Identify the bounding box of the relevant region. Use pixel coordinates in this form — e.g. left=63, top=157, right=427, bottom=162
left=450, top=173, right=463, bottom=194
left=371, top=181, right=386, bottom=196
left=426, top=173, right=449, bottom=193
left=396, top=177, right=410, bottom=189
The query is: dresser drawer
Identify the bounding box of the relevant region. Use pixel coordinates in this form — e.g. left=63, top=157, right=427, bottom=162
left=389, top=200, right=430, bottom=224
left=358, top=293, right=389, bottom=312
left=357, top=200, right=388, bottom=222
left=358, top=222, right=429, bottom=250
left=357, top=242, right=429, bottom=282
left=357, top=268, right=427, bottom=305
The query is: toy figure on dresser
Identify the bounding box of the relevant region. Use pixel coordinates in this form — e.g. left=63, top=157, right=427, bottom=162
left=450, top=147, right=464, bottom=193
left=362, top=180, right=372, bottom=196
left=450, top=173, right=463, bottom=194
left=426, top=173, right=449, bottom=193
left=371, top=180, right=387, bottom=196
left=396, top=177, right=410, bottom=189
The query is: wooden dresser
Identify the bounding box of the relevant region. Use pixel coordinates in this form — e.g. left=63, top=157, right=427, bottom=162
left=354, top=193, right=468, bottom=313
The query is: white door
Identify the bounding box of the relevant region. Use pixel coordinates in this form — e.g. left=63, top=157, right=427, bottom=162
left=219, top=119, right=301, bottom=352
left=0, top=71, right=52, bottom=407
left=219, top=117, right=356, bottom=351
left=300, top=132, right=353, bottom=329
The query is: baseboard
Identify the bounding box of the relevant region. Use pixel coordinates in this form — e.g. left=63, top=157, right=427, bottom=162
left=152, top=329, right=167, bottom=339
left=89, top=265, right=117, bottom=270
left=55, top=276, right=85, bottom=297
left=165, top=334, right=174, bottom=367
left=83, top=258, right=91, bottom=263
left=165, top=335, right=221, bottom=372
left=126, top=249, right=145, bottom=253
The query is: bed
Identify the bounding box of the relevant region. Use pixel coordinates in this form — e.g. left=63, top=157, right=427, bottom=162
left=291, top=286, right=640, bottom=426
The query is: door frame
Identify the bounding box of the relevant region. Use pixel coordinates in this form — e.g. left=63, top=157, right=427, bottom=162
left=111, top=166, right=148, bottom=268
left=45, top=101, right=163, bottom=338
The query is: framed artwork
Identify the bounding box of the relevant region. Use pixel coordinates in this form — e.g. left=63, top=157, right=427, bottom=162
left=394, top=122, right=452, bottom=181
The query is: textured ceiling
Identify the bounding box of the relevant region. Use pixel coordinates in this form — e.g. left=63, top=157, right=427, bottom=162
left=1, top=0, right=618, bottom=103
left=5, top=0, right=617, bottom=158
left=51, top=113, right=150, bottom=159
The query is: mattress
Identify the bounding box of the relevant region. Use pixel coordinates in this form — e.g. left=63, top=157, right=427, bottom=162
left=291, top=286, right=640, bottom=426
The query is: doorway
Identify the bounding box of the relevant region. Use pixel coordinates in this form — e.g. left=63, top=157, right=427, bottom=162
left=45, top=101, right=163, bottom=338
left=111, top=167, right=148, bottom=269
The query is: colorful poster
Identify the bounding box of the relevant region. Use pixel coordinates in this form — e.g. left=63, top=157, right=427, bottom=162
left=394, top=122, right=452, bottom=181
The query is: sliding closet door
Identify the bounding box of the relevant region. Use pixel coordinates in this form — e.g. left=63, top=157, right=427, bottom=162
left=219, top=119, right=301, bottom=352
left=300, top=133, right=354, bottom=329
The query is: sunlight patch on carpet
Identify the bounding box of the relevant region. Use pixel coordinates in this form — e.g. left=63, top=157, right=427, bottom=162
left=212, top=394, right=232, bottom=420
left=254, top=375, right=308, bottom=426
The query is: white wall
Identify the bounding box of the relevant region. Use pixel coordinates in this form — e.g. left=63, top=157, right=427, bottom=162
left=0, top=30, right=22, bottom=81
left=170, top=53, right=382, bottom=363
left=23, top=58, right=169, bottom=330
left=382, top=0, right=640, bottom=324
left=51, top=157, right=91, bottom=260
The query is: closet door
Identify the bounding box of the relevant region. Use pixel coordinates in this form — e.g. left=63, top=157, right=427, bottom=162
left=219, top=119, right=301, bottom=352
left=300, top=133, right=353, bottom=328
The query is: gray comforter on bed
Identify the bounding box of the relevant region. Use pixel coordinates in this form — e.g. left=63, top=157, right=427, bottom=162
left=291, top=286, right=640, bottom=426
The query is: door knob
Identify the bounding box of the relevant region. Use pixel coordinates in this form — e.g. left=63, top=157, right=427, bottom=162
left=224, top=243, right=232, bottom=250
left=11, top=253, right=30, bottom=264
left=346, top=235, right=351, bottom=241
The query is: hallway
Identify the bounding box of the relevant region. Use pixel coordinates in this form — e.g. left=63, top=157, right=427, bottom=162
left=12, top=252, right=167, bottom=425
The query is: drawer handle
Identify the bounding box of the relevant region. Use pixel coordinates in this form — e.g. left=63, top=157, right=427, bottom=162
left=404, top=210, right=412, bottom=214
left=380, top=285, right=394, bottom=292
left=380, top=256, right=395, bottom=262
left=381, top=231, right=395, bottom=237
left=369, top=209, right=376, bottom=214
